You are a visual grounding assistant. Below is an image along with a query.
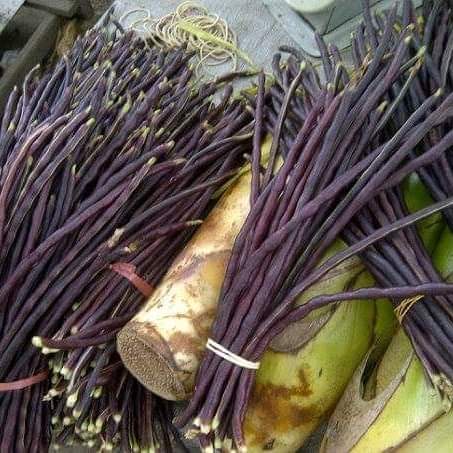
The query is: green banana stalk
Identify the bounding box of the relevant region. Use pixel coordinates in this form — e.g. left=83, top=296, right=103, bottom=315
left=243, top=239, right=396, bottom=452
left=321, top=175, right=449, bottom=453
left=402, top=173, right=444, bottom=254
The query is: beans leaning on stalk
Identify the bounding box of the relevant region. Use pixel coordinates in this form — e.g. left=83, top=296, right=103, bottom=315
left=405, top=0, right=453, bottom=227
left=337, top=0, right=453, bottom=400
left=176, top=5, right=453, bottom=451
left=0, top=21, right=252, bottom=452
left=272, top=0, right=453, bottom=401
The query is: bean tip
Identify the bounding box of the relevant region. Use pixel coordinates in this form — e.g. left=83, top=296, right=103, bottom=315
left=42, top=346, right=58, bottom=354
left=108, top=228, right=124, bottom=248
left=60, top=366, right=72, bottom=379
left=435, top=87, right=444, bottom=97
left=62, top=416, right=72, bottom=426
left=93, top=386, right=103, bottom=398
left=378, top=100, right=389, bottom=112
left=32, top=336, right=42, bottom=348
left=201, top=447, right=214, bottom=453
left=417, top=45, right=427, bottom=56
left=66, top=391, right=78, bottom=408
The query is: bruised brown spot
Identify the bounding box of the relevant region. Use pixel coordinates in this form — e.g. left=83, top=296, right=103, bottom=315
left=185, top=282, right=199, bottom=298
left=193, top=307, right=217, bottom=340
left=297, top=368, right=312, bottom=394
left=244, top=368, right=319, bottom=449
left=263, top=439, right=275, bottom=450
left=168, top=331, right=202, bottom=357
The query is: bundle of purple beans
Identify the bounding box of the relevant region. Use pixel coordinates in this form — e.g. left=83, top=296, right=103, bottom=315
left=337, top=0, right=453, bottom=400
left=177, top=1, right=453, bottom=450
left=0, top=22, right=252, bottom=452
left=266, top=0, right=453, bottom=402
left=386, top=0, right=453, bottom=229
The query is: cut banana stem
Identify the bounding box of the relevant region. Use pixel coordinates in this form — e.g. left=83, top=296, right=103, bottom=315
left=118, top=137, right=272, bottom=400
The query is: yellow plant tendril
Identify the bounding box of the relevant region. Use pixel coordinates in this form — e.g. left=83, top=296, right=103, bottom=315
left=119, top=1, right=256, bottom=76
left=395, top=294, right=424, bottom=323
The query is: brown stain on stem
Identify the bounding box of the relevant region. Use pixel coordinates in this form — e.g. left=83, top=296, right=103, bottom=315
left=245, top=368, right=320, bottom=449
left=168, top=331, right=201, bottom=357
left=193, top=307, right=217, bottom=340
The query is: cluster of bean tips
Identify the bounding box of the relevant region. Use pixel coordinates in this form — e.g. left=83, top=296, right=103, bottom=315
left=385, top=0, right=453, bottom=229
left=0, top=20, right=252, bottom=452
left=177, top=1, right=453, bottom=450
left=348, top=0, right=453, bottom=231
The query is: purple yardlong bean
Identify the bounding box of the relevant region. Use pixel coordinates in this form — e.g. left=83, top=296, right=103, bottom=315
left=22, top=179, right=52, bottom=258
left=45, top=165, right=76, bottom=237
left=0, top=123, right=51, bottom=240
left=441, top=30, right=453, bottom=87
left=40, top=331, right=120, bottom=350
left=3, top=117, right=93, bottom=258
left=0, top=86, right=19, bottom=140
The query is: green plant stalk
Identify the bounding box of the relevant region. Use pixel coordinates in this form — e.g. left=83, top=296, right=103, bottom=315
left=321, top=175, right=449, bottom=453
left=402, top=173, right=444, bottom=253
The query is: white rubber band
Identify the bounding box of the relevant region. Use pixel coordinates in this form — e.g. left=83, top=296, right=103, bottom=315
left=206, top=338, right=260, bottom=370
left=118, top=8, right=151, bottom=30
